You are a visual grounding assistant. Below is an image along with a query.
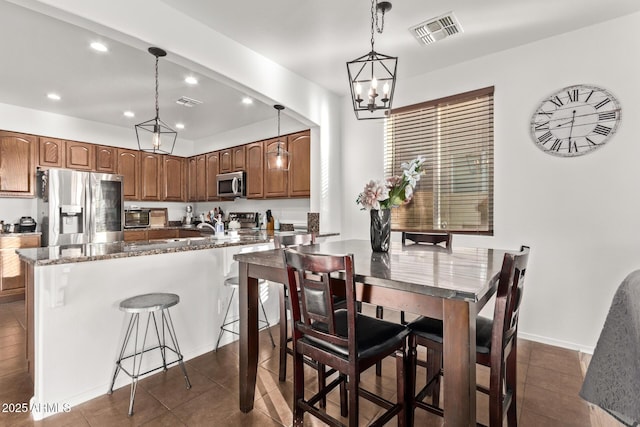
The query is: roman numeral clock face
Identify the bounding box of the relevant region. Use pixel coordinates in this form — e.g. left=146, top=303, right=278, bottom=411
left=530, top=85, right=621, bottom=157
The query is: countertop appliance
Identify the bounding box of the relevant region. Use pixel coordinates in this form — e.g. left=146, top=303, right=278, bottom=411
left=18, top=216, right=37, bottom=233
left=228, top=212, right=258, bottom=229
left=216, top=171, right=246, bottom=198
left=37, top=168, right=124, bottom=246
left=124, top=208, right=151, bottom=229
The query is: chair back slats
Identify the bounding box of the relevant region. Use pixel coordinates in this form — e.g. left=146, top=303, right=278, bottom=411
left=274, top=233, right=315, bottom=249
left=284, top=248, right=355, bottom=355
left=493, top=245, right=530, bottom=353
left=402, top=232, right=452, bottom=248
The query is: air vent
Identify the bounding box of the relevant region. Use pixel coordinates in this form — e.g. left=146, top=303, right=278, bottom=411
left=410, top=12, right=463, bottom=45
left=175, top=96, right=203, bottom=107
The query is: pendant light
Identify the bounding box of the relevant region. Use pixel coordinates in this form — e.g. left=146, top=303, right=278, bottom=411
left=346, top=0, right=397, bottom=120
left=266, top=104, right=291, bottom=171
left=135, top=47, right=177, bottom=154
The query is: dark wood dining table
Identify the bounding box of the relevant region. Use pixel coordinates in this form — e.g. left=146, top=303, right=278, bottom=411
left=234, top=239, right=509, bottom=426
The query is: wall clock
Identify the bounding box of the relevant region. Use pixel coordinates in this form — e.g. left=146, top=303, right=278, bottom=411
left=530, top=84, right=621, bottom=157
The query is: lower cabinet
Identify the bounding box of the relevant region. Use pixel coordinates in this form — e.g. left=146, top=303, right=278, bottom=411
left=123, top=228, right=202, bottom=242
left=0, top=234, right=41, bottom=303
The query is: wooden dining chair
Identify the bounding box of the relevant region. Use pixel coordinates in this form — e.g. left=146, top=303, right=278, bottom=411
left=274, top=233, right=316, bottom=382
left=401, top=231, right=452, bottom=248
left=284, top=247, right=409, bottom=427
left=407, top=245, right=529, bottom=427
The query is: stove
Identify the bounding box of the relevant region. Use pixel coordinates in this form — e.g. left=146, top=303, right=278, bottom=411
left=228, top=212, right=258, bottom=229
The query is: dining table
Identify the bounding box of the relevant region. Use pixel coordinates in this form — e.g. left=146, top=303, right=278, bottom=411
left=234, top=239, right=510, bottom=426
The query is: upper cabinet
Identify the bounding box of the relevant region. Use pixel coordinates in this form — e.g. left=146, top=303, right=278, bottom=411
left=288, top=130, right=311, bottom=197
left=206, top=152, right=219, bottom=201
left=163, top=156, right=185, bottom=202
left=38, top=137, right=65, bottom=168
left=219, top=149, right=232, bottom=173
left=0, top=131, right=36, bottom=197
left=95, top=145, right=117, bottom=173
left=232, top=146, right=245, bottom=171
left=117, top=149, right=140, bottom=201
left=264, top=138, right=288, bottom=198
left=140, top=152, right=162, bottom=201
left=187, top=155, right=206, bottom=202
left=65, top=140, right=95, bottom=171
left=245, top=141, right=264, bottom=199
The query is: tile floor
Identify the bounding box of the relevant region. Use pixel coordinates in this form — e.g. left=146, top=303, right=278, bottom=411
left=0, top=300, right=621, bottom=426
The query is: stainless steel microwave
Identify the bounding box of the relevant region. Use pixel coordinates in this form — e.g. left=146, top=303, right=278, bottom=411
left=216, top=171, right=246, bottom=198
left=124, top=208, right=151, bottom=228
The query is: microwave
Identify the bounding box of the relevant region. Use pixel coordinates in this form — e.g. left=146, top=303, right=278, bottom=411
left=124, top=208, right=151, bottom=228
left=217, top=171, right=246, bottom=198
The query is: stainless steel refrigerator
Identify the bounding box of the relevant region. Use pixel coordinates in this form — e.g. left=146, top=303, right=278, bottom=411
left=37, top=168, right=124, bottom=246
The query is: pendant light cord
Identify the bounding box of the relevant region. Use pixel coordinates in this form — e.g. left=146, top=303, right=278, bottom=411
left=154, top=56, right=160, bottom=121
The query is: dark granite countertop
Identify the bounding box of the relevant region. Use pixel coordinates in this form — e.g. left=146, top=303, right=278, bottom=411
left=17, top=230, right=339, bottom=266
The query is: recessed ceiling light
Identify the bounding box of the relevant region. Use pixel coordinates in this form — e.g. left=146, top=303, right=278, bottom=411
left=123, top=111, right=135, bottom=118
left=175, top=123, right=185, bottom=130
left=47, top=93, right=61, bottom=101
left=242, top=97, right=253, bottom=105
left=90, top=42, right=108, bottom=52
left=184, top=76, right=198, bottom=85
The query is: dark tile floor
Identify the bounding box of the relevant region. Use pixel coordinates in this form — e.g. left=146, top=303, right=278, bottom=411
left=0, top=300, right=616, bottom=426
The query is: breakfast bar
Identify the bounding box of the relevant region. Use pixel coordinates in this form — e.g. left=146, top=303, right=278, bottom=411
left=234, top=239, right=509, bottom=426
left=16, top=230, right=337, bottom=419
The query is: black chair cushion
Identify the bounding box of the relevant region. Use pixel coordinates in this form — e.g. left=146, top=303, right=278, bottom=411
left=302, top=310, right=409, bottom=360
left=408, top=315, right=494, bottom=354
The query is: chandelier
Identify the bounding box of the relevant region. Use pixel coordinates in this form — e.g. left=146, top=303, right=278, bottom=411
left=266, top=104, right=291, bottom=170
left=346, top=0, right=397, bottom=120
left=135, top=47, right=177, bottom=154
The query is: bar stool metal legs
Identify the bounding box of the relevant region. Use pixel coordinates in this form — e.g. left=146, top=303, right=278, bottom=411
left=215, top=280, right=275, bottom=351
left=108, top=293, right=191, bottom=416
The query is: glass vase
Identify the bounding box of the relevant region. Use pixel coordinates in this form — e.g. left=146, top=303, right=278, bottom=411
left=370, top=209, right=391, bottom=252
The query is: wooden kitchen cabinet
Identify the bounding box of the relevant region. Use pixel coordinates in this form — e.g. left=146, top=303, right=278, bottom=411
left=288, top=130, right=311, bottom=197
left=188, top=155, right=206, bottom=201
left=38, top=137, right=65, bottom=168
left=65, top=140, right=95, bottom=171
left=264, top=138, right=288, bottom=198
left=206, top=152, right=219, bottom=200
left=219, top=149, right=233, bottom=173
left=232, top=145, right=245, bottom=171
left=0, top=234, right=40, bottom=303
left=140, top=152, right=162, bottom=201
left=95, top=145, right=117, bottom=173
left=147, top=229, right=178, bottom=240
left=117, top=149, right=140, bottom=201
left=246, top=141, right=264, bottom=198
left=163, top=155, right=185, bottom=201
left=123, top=229, right=147, bottom=242
left=0, top=131, right=36, bottom=197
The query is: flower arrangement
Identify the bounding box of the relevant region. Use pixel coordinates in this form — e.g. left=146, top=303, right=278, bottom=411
left=356, top=156, right=426, bottom=211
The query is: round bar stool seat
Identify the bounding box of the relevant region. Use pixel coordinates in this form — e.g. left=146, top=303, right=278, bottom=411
left=119, top=293, right=179, bottom=313
left=109, top=292, right=191, bottom=416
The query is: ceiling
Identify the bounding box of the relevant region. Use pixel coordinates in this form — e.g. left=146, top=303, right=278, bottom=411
left=2, top=0, right=640, bottom=142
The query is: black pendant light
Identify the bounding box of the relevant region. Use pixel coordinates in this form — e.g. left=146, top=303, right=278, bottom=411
left=346, top=0, right=397, bottom=120
left=135, top=47, right=177, bottom=154
left=266, top=104, right=291, bottom=170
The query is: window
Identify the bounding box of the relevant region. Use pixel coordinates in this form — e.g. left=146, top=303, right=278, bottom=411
left=385, top=86, right=494, bottom=234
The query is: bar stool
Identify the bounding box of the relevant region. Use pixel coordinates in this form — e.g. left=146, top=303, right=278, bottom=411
left=108, top=293, right=191, bottom=416
left=215, top=244, right=276, bottom=351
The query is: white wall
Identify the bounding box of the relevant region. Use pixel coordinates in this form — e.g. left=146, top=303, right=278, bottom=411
left=342, top=12, right=640, bottom=352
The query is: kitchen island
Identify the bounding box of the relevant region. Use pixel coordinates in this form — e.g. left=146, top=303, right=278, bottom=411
left=17, top=230, right=337, bottom=420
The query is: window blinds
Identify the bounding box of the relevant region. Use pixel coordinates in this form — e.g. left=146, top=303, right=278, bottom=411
left=385, top=87, right=494, bottom=234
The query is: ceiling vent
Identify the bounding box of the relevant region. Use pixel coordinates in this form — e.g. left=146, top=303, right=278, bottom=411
left=175, top=96, right=203, bottom=107
left=410, top=12, right=463, bottom=45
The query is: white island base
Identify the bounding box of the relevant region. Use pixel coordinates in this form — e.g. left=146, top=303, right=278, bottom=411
left=27, top=244, right=278, bottom=420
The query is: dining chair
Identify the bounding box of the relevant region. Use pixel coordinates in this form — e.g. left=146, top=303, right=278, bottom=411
left=374, top=231, right=453, bottom=376
left=284, top=247, right=409, bottom=427
left=273, top=233, right=316, bottom=382
left=407, top=245, right=529, bottom=427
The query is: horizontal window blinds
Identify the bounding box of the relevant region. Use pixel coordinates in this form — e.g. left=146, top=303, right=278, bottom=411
left=385, top=87, right=494, bottom=234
